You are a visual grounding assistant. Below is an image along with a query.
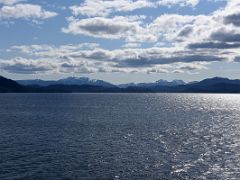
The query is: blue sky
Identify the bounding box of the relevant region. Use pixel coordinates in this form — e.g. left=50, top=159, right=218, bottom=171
left=1, top=0, right=240, bottom=83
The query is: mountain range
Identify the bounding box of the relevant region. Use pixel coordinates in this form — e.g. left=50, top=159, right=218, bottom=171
left=17, top=77, right=186, bottom=88
left=17, top=77, right=115, bottom=88
left=1, top=75, right=240, bottom=93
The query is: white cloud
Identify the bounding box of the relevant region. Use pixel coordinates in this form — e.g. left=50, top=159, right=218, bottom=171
left=157, top=0, right=199, bottom=7
left=3, top=0, right=240, bottom=75
left=70, top=0, right=200, bottom=17
left=0, top=53, right=212, bottom=75
left=8, top=44, right=228, bottom=75
left=62, top=16, right=156, bottom=43
left=64, top=0, right=240, bottom=46
left=70, top=0, right=154, bottom=17
left=148, top=14, right=197, bottom=43
left=11, top=43, right=100, bottom=55
left=0, top=57, right=96, bottom=74
left=138, top=0, right=240, bottom=52
left=0, top=0, right=24, bottom=5
left=0, top=57, right=55, bottom=74
left=0, top=3, right=58, bottom=20
left=178, top=62, right=208, bottom=71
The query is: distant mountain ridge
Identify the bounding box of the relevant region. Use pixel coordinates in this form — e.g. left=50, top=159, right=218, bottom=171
left=17, top=77, right=115, bottom=88
left=118, top=79, right=186, bottom=88
left=1, top=76, right=240, bottom=93
left=180, top=77, right=240, bottom=93
left=18, top=77, right=186, bottom=88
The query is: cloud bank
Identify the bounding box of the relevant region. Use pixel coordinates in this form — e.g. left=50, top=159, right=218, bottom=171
left=0, top=0, right=57, bottom=21
left=1, top=0, right=240, bottom=77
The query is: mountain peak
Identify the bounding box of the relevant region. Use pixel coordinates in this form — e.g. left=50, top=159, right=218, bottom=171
left=155, top=79, right=185, bottom=86
left=207, top=77, right=229, bottom=81
left=17, top=76, right=115, bottom=88
left=200, top=77, right=230, bottom=83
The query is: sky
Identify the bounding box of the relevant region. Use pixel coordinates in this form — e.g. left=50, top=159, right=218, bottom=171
left=0, top=0, right=240, bottom=83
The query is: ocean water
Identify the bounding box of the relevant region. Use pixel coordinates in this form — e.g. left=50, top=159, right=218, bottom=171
left=0, top=93, right=240, bottom=179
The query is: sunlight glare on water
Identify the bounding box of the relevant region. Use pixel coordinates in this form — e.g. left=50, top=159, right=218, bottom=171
left=0, top=93, right=240, bottom=179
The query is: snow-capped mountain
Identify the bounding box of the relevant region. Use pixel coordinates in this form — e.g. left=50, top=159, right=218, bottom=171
left=17, top=77, right=115, bottom=88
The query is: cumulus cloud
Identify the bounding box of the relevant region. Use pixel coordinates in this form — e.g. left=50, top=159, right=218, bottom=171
left=64, top=0, right=240, bottom=46
left=0, top=0, right=24, bottom=5
left=0, top=55, right=224, bottom=76
left=0, top=57, right=99, bottom=74
left=12, top=44, right=225, bottom=64
left=7, top=43, right=228, bottom=75
left=181, top=0, right=240, bottom=43
left=11, top=43, right=100, bottom=57
left=135, top=0, right=240, bottom=56
left=62, top=16, right=156, bottom=43
left=221, top=0, right=240, bottom=26
left=70, top=0, right=200, bottom=17
left=146, top=67, right=170, bottom=74
left=210, top=31, right=240, bottom=43
left=115, top=53, right=224, bottom=67
left=3, top=0, right=240, bottom=76
left=188, top=42, right=240, bottom=49
left=178, top=62, right=208, bottom=71
left=0, top=57, right=55, bottom=74
left=157, top=0, right=199, bottom=7
left=70, top=0, right=154, bottom=17
left=0, top=56, right=133, bottom=74
left=0, top=3, right=58, bottom=21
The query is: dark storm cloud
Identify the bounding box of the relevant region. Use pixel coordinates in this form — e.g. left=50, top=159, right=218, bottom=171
left=188, top=42, right=240, bottom=49
left=82, top=50, right=110, bottom=60
left=234, top=56, right=240, bottom=62
left=115, top=55, right=224, bottom=67
left=224, top=13, right=240, bottom=26
left=78, top=22, right=131, bottom=35
left=210, top=32, right=240, bottom=43
left=1, top=63, right=52, bottom=74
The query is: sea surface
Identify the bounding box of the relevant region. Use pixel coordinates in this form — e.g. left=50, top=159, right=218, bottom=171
left=0, top=93, right=240, bottom=179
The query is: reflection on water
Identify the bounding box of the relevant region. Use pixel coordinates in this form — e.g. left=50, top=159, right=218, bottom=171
left=0, top=93, right=240, bottom=179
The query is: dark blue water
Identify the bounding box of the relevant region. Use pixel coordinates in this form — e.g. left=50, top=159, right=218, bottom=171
left=0, top=93, right=240, bottom=179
